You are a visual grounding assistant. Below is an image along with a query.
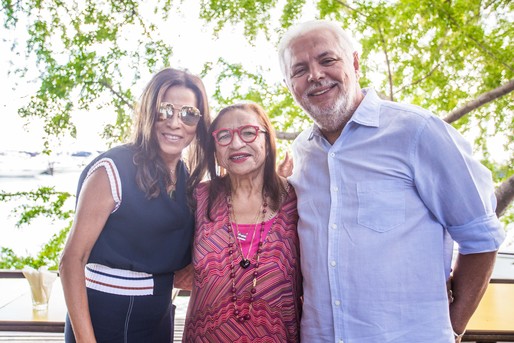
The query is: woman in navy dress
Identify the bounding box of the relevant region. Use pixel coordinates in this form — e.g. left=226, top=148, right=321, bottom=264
left=59, top=68, right=211, bottom=342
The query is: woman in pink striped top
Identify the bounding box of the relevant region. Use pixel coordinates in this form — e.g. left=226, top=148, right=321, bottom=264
left=182, top=102, right=302, bottom=342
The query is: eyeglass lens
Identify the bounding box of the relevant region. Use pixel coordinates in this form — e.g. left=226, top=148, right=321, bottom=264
left=158, top=103, right=201, bottom=126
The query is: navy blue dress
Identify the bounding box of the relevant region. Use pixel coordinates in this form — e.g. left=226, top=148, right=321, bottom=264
left=65, top=144, right=193, bottom=343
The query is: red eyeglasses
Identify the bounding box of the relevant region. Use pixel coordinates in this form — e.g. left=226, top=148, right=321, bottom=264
left=211, top=125, right=266, bottom=146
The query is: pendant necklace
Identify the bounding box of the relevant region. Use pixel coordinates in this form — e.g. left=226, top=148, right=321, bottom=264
left=228, top=196, right=262, bottom=269
left=226, top=193, right=270, bottom=322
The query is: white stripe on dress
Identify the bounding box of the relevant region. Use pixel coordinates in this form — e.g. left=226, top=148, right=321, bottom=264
left=85, top=157, right=122, bottom=212
left=85, top=263, right=154, bottom=296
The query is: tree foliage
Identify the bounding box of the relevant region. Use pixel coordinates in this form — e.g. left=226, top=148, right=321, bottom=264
left=0, top=187, right=74, bottom=270
left=201, top=58, right=306, bottom=137
left=1, top=0, right=177, bottom=149
left=0, top=0, right=512, bottom=268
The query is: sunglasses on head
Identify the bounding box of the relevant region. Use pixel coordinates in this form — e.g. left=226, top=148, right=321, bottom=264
left=158, top=103, right=202, bottom=126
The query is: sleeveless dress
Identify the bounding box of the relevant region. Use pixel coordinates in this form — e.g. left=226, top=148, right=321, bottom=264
left=64, top=144, right=194, bottom=343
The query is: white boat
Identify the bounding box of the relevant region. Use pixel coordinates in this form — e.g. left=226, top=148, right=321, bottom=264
left=0, top=151, right=49, bottom=178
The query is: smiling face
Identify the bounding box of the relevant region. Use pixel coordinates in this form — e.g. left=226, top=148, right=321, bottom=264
left=154, top=86, right=199, bottom=165
left=213, top=108, right=267, bottom=179
left=283, top=27, right=362, bottom=140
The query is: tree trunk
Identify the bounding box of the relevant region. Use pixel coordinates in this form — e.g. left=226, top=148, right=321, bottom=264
left=496, top=175, right=514, bottom=218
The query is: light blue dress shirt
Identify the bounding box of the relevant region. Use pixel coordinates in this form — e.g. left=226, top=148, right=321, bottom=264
left=289, top=88, right=505, bottom=343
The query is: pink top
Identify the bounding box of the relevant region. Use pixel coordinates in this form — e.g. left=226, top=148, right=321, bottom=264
left=231, top=218, right=274, bottom=258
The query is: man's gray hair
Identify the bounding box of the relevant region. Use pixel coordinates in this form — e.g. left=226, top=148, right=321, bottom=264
left=278, top=20, right=356, bottom=80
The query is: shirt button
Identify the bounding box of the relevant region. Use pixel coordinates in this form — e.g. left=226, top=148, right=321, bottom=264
left=331, top=224, right=337, bottom=229
left=332, top=186, right=338, bottom=192
left=334, top=300, right=341, bottom=306
left=339, top=340, right=344, bottom=343
left=330, top=152, right=335, bottom=157
left=330, top=261, right=336, bottom=267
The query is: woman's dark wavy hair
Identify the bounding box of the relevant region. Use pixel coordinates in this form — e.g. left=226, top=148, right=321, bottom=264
left=205, top=102, right=285, bottom=221
left=130, top=68, right=211, bottom=207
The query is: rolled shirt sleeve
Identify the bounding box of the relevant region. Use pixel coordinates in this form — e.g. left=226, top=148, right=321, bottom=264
left=411, top=115, right=505, bottom=253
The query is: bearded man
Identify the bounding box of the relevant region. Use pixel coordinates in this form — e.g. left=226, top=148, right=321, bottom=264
left=278, top=20, right=505, bottom=343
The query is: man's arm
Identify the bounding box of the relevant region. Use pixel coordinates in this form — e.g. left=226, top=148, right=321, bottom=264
left=449, top=251, right=498, bottom=336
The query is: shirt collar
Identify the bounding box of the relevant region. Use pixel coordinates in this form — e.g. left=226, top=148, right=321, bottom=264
left=307, top=88, right=381, bottom=141
left=350, top=88, right=381, bottom=128
left=308, top=124, right=322, bottom=141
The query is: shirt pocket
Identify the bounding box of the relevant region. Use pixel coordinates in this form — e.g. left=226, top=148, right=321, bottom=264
left=357, top=180, right=406, bottom=232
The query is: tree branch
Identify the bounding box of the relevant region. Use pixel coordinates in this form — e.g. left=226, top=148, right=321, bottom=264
left=276, top=130, right=301, bottom=140
left=377, top=26, right=394, bottom=101
left=0, top=0, right=21, bottom=14
left=99, top=80, right=133, bottom=109
left=443, top=79, right=514, bottom=123
left=394, top=62, right=442, bottom=95
left=496, top=175, right=514, bottom=218
left=334, top=0, right=367, bottom=19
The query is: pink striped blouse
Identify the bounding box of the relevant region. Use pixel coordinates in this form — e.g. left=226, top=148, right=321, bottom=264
left=183, top=181, right=302, bottom=342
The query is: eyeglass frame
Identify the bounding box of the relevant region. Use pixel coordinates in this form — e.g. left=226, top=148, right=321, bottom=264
left=211, top=124, right=267, bottom=146
left=157, top=102, right=202, bottom=126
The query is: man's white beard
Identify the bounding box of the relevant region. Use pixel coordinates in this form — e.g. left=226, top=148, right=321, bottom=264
left=300, top=83, right=355, bottom=132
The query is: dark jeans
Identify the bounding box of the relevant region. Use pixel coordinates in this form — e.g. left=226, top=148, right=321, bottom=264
left=65, top=287, right=175, bottom=343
